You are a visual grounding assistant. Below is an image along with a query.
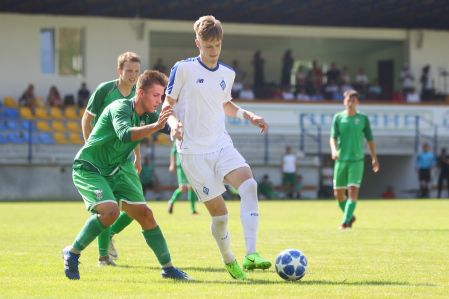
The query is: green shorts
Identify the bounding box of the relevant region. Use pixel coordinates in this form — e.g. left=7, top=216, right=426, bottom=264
left=177, top=164, right=190, bottom=186
left=282, top=173, right=296, bottom=186
left=73, top=161, right=145, bottom=212
left=333, top=160, right=364, bottom=189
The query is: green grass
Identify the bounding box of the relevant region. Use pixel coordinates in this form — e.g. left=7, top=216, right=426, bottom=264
left=1, top=200, right=448, bottom=298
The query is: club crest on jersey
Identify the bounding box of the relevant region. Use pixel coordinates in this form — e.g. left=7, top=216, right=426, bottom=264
left=140, top=120, right=145, bottom=126
left=354, top=118, right=360, bottom=125
left=196, top=78, right=204, bottom=84
left=94, top=189, right=103, bottom=200
left=203, top=186, right=209, bottom=195
left=220, top=80, right=226, bottom=90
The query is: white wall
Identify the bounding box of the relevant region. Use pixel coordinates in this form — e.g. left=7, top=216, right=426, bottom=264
left=408, top=30, right=449, bottom=94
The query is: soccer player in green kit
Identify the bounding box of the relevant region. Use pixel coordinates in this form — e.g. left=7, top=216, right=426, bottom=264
left=167, top=141, right=198, bottom=214
left=81, top=52, right=141, bottom=265
left=330, top=90, right=379, bottom=230
left=63, top=70, right=190, bottom=280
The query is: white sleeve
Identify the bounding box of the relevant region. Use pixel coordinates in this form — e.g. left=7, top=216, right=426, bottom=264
left=223, top=72, right=235, bottom=103
left=166, top=61, right=184, bottom=100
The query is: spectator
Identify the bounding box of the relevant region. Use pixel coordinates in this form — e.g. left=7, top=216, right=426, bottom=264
left=326, top=62, right=340, bottom=85
left=47, top=85, right=63, bottom=107
left=420, top=65, right=434, bottom=101
left=19, top=84, right=37, bottom=109
left=340, top=66, right=351, bottom=85
left=296, top=87, right=311, bottom=101
left=381, top=185, right=396, bottom=199
left=406, top=88, right=420, bottom=103
left=152, top=58, right=168, bottom=75
left=280, top=49, right=294, bottom=87
left=281, top=145, right=297, bottom=198
left=252, top=50, right=265, bottom=97
left=308, top=60, right=323, bottom=95
left=239, top=83, right=255, bottom=100
left=258, top=174, right=279, bottom=199
left=294, top=174, right=303, bottom=199
left=295, top=65, right=308, bottom=94
left=400, top=65, right=415, bottom=96
left=281, top=86, right=295, bottom=101
left=354, top=67, right=369, bottom=95
left=324, top=79, right=340, bottom=100
left=140, top=156, right=161, bottom=200
left=231, top=60, right=245, bottom=98
left=77, top=82, right=90, bottom=108
left=318, top=160, right=333, bottom=198
left=416, top=143, right=437, bottom=198
left=437, top=148, right=449, bottom=198
left=367, top=79, right=383, bottom=100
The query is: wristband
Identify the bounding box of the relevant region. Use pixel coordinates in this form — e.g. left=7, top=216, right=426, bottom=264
left=236, top=108, right=247, bottom=120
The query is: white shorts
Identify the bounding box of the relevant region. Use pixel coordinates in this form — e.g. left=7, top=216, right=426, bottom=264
left=179, top=146, right=249, bottom=202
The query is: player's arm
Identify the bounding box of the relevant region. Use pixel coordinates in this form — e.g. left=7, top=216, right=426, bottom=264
left=81, top=111, right=94, bottom=141
left=168, top=146, right=176, bottom=172
left=162, top=96, right=183, bottom=140
left=133, top=144, right=142, bottom=174
left=367, top=141, right=379, bottom=173
left=129, top=105, right=173, bottom=141
left=330, top=114, right=339, bottom=160
left=223, top=101, right=268, bottom=134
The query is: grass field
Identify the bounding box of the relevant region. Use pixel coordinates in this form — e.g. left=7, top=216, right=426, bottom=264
left=0, top=199, right=448, bottom=299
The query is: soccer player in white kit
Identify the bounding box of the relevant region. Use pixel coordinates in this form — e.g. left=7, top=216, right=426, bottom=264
left=163, top=15, right=271, bottom=280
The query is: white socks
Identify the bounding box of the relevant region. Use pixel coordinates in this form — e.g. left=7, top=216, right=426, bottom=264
left=238, top=178, right=259, bottom=255
left=211, top=214, right=235, bottom=264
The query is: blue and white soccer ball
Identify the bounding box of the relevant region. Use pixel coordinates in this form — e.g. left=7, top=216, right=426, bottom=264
left=275, top=249, right=308, bottom=281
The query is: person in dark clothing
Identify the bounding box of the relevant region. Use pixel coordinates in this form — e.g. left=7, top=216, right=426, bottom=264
left=437, top=148, right=449, bottom=198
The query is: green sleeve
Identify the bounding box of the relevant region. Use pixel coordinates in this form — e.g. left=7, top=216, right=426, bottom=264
left=86, top=82, right=112, bottom=116
left=330, top=114, right=339, bottom=139
left=110, top=103, right=132, bottom=143
left=363, top=115, right=374, bottom=141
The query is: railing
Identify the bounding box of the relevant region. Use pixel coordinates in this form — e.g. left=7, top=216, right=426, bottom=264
left=414, top=115, right=439, bottom=154
left=299, top=113, right=323, bottom=188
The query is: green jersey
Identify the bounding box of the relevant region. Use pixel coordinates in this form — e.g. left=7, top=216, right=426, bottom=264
left=74, top=98, right=158, bottom=176
left=331, top=111, right=373, bottom=162
left=86, top=80, right=136, bottom=126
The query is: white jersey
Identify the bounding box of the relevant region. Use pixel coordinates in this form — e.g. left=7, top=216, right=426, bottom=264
left=282, top=154, right=297, bottom=173
left=166, top=56, right=235, bottom=154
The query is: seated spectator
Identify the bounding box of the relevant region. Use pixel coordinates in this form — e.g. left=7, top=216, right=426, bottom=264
left=340, top=66, right=351, bottom=85
left=326, top=62, right=340, bottom=85
left=271, top=86, right=283, bottom=99
left=381, top=185, right=396, bottom=199
left=77, top=82, right=90, bottom=108
left=19, top=84, right=38, bottom=109
left=406, top=88, right=420, bottom=103
left=281, top=86, right=295, bottom=101
left=47, top=85, right=63, bottom=107
left=140, top=156, right=161, bottom=200
left=354, top=67, right=369, bottom=94
left=239, top=83, right=255, bottom=100
left=258, top=174, right=279, bottom=199
left=400, top=65, right=415, bottom=96
left=367, top=79, right=383, bottom=100
left=324, top=79, right=339, bottom=99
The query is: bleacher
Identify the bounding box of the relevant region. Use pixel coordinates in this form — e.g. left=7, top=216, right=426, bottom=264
left=0, top=96, right=85, bottom=146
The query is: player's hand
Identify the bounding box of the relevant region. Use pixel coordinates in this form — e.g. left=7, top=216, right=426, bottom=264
left=171, top=121, right=183, bottom=141
left=168, top=163, right=175, bottom=173
left=331, top=151, right=339, bottom=160
left=156, top=105, right=173, bottom=129
left=372, top=158, right=380, bottom=173
left=134, top=158, right=142, bottom=175
left=249, top=113, right=268, bottom=134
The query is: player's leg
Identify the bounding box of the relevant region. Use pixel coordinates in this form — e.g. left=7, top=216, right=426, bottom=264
left=333, top=160, right=348, bottom=212
left=342, top=161, right=364, bottom=228
left=179, top=150, right=245, bottom=279
left=187, top=187, right=198, bottom=214
left=114, top=168, right=189, bottom=280
left=167, top=185, right=186, bottom=214
left=221, top=147, right=271, bottom=270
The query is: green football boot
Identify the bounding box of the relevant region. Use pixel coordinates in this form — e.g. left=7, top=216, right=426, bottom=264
left=242, top=252, right=272, bottom=270
left=225, top=260, right=247, bottom=280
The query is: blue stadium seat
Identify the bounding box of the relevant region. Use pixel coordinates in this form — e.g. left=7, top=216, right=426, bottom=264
left=39, top=132, right=54, bottom=144
left=0, top=120, right=7, bottom=130
left=7, top=131, right=27, bottom=144
left=6, top=119, right=20, bottom=130
left=0, top=133, right=6, bottom=144
left=20, top=120, right=36, bottom=130
left=4, top=108, right=20, bottom=118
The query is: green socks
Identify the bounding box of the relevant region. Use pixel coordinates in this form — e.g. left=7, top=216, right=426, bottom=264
left=338, top=199, right=347, bottom=212
left=142, top=226, right=171, bottom=265
left=97, top=227, right=111, bottom=257
left=110, top=212, right=133, bottom=235
left=343, top=200, right=357, bottom=224
left=188, top=189, right=197, bottom=213
left=169, top=188, right=183, bottom=204
left=72, top=215, right=107, bottom=252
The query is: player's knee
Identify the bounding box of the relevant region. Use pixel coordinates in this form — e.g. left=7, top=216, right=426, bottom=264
left=99, top=206, right=120, bottom=226
left=138, top=206, right=157, bottom=227
left=238, top=178, right=257, bottom=195
left=181, top=185, right=188, bottom=192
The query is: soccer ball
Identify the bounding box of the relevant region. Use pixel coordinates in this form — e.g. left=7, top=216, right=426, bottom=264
left=275, top=249, right=308, bottom=281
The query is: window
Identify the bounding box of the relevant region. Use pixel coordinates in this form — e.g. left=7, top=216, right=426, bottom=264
left=40, top=27, right=85, bottom=76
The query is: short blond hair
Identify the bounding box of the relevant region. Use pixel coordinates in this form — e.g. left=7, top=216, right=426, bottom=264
left=194, top=15, right=223, bottom=41
left=117, top=51, right=141, bottom=70
left=344, top=90, right=360, bottom=100
left=137, top=70, right=168, bottom=91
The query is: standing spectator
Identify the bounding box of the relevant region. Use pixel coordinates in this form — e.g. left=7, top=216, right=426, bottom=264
left=340, top=66, right=351, bottom=85
left=420, top=65, right=434, bottom=101
left=416, top=143, right=436, bottom=198
left=330, top=90, right=379, bottom=229
left=280, top=49, right=294, bottom=87
left=281, top=145, right=297, bottom=198
left=354, top=67, right=369, bottom=95
left=77, top=82, right=90, bottom=108
left=308, top=60, right=323, bottom=95
left=231, top=60, right=245, bottom=98
left=326, top=62, right=341, bottom=85
left=153, top=58, right=168, bottom=75
left=47, top=85, right=63, bottom=107
left=437, top=148, right=449, bottom=198
left=19, top=84, right=37, bottom=109
left=295, top=65, right=308, bottom=95
left=400, top=65, right=415, bottom=97
left=252, top=50, right=265, bottom=97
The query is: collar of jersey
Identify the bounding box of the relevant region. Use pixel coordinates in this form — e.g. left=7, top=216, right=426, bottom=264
left=197, top=56, right=219, bottom=72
